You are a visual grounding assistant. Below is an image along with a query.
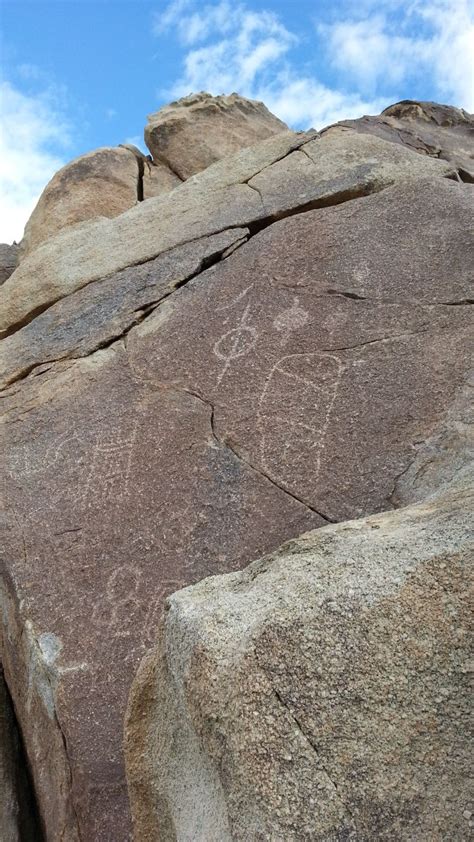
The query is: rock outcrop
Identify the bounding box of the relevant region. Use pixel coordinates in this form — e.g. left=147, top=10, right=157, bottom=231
left=0, top=129, right=457, bottom=336
left=18, top=145, right=180, bottom=261
left=0, top=243, right=19, bottom=285
left=126, top=481, right=473, bottom=842
left=0, top=96, right=472, bottom=840
left=144, top=92, right=289, bottom=179
left=333, top=99, right=474, bottom=181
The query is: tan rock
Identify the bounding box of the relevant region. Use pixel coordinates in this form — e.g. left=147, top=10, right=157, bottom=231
left=18, top=144, right=180, bottom=263
left=126, top=481, right=473, bottom=841
left=144, top=91, right=288, bottom=179
left=18, top=146, right=140, bottom=260
left=0, top=128, right=455, bottom=335
left=332, top=99, right=474, bottom=181
left=143, top=159, right=181, bottom=198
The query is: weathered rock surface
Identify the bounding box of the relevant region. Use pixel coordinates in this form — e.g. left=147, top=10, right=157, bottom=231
left=126, top=482, right=473, bottom=842
left=0, top=100, right=472, bottom=840
left=144, top=91, right=288, bottom=180
left=333, top=99, right=474, bottom=181
left=18, top=145, right=179, bottom=261
left=0, top=227, right=248, bottom=389
left=0, top=128, right=456, bottom=336
left=0, top=242, right=19, bottom=285
left=0, top=668, right=41, bottom=840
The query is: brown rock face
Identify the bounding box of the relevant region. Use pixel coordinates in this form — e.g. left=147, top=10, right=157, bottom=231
left=333, top=99, right=474, bottom=181
left=18, top=146, right=179, bottom=261
left=125, top=483, right=473, bottom=841
left=144, top=91, right=288, bottom=179
left=0, top=100, right=473, bottom=839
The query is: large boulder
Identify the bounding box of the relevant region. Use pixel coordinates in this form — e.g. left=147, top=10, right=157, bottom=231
left=333, top=99, right=474, bottom=182
left=125, top=482, right=473, bottom=841
left=0, top=101, right=472, bottom=838
left=144, top=91, right=289, bottom=179
left=18, top=145, right=180, bottom=261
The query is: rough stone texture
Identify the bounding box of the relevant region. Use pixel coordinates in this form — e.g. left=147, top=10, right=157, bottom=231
left=1, top=174, right=472, bottom=840
left=125, top=482, right=474, bottom=842
left=143, top=159, right=181, bottom=198
left=18, top=145, right=178, bottom=262
left=126, top=178, right=473, bottom=522
left=144, top=91, right=288, bottom=179
left=0, top=667, right=42, bottom=840
left=0, top=242, right=19, bottom=285
left=0, top=128, right=455, bottom=335
left=333, top=99, right=474, bottom=181
left=0, top=349, right=321, bottom=840
left=0, top=228, right=248, bottom=389
left=0, top=102, right=472, bottom=840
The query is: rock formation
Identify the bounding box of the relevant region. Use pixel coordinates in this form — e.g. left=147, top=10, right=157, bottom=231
left=144, top=92, right=289, bottom=179
left=126, top=480, right=473, bottom=841
left=0, top=96, right=472, bottom=841
left=333, top=99, right=474, bottom=182
left=18, top=146, right=180, bottom=261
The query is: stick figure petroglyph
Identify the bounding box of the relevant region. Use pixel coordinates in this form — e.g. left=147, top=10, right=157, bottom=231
left=91, top=564, right=184, bottom=654
left=213, top=285, right=258, bottom=386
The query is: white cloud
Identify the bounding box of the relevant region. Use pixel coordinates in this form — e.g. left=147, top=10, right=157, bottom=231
left=0, top=81, right=71, bottom=243
left=321, top=0, right=474, bottom=110
left=158, top=1, right=296, bottom=95
left=259, top=76, right=387, bottom=131
left=154, top=0, right=474, bottom=130
left=155, top=0, right=384, bottom=128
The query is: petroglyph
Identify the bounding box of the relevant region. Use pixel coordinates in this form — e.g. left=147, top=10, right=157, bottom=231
left=90, top=565, right=184, bottom=673
left=9, top=431, right=85, bottom=479
left=80, top=421, right=138, bottom=511
left=257, top=352, right=344, bottom=486
left=214, top=285, right=258, bottom=385
left=273, top=298, right=309, bottom=345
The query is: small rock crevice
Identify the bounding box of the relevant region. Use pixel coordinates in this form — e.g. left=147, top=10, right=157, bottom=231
left=0, top=667, right=44, bottom=841
left=270, top=684, right=359, bottom=835
left=177, top=386, right=334, bottom=524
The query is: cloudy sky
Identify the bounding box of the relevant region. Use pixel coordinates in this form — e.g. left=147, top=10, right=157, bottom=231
left=1, top=0, right=473, bottom=243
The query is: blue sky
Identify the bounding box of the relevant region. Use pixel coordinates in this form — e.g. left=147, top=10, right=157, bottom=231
left=1, top=0, right=473, bottom=242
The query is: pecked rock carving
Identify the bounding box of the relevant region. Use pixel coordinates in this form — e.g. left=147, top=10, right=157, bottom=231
left=0, top=95, right=473, bottom=840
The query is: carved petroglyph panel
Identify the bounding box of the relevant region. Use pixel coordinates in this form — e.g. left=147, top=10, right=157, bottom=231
left=257, top=352, right=344, bottom=493
left=7, top=417, right=141, bottom=521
